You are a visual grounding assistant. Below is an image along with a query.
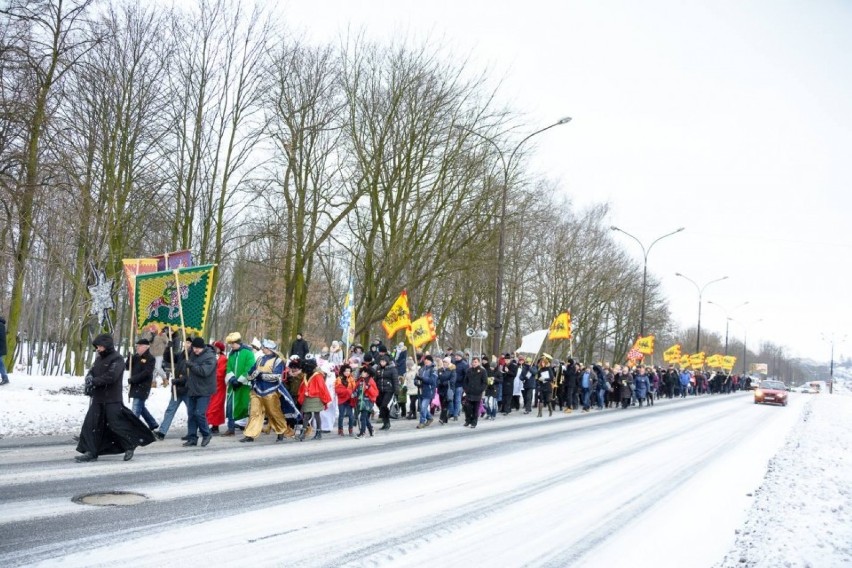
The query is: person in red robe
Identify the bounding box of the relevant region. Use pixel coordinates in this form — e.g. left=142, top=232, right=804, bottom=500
left=207, top=341, right=228, bottom=433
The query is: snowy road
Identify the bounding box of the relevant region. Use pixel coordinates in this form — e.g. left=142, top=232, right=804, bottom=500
left=0, top=392, right=805, bottom=567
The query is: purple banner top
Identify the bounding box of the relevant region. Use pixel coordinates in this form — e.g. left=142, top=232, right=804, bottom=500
left=155, top=249, right=193, bottom=271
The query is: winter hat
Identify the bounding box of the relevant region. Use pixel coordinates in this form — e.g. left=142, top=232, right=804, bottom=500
left=302, top=359, right=318, bottom=375
left=363, top=353, right=374, bottom=364
left=213, top=341, right=226, bottom=353
left=135, top=338, right=150, bottom=345
left=261, top=339, right=277, bottom=350
left=251, top=337, right=262, bottom=350
left=442, top=356, right=451, bottom=365
left=423, top=354, right=434, bottom=363
left=92, top=333, right=114, bottom=350
left=378, top=344, right=388, bottom=354
left=225, top=332, right=241, bottom=344
left=288, top=359, right=301, bottom=370
left=191, top=337, right=206, bottom=349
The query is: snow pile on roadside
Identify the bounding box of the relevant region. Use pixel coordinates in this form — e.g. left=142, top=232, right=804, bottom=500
left=717, top=392, right=852, bottom=568
left=0, top=374, right=184, bottom=438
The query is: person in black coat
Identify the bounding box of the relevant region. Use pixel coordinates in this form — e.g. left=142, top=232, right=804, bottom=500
left=462, top=356, right=488, bottom=428
left=127, top=338, right=158, bottom=430
left=75, top=334, right=155, bottom=462
left=502, top=356, right=518, bottom=414
left=289, top=333, right=310, bottom=359
left=0, top=315, right=9, bottom=385
left=374, top=355, right=399, bottom=430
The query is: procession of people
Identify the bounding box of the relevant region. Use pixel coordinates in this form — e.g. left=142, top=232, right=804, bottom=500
left=73, top=327, right=749, bottom=463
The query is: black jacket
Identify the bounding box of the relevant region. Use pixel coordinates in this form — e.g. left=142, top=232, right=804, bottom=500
left=463, top=366, right=488, bottom=401
left=171, top=349, right=190, bottom=396
left=0, top=316, right=7, bottom=358
left=290, top=338, right=310, bottom=359
left=126, top=350, right=155, bottom=400
left=375, top=359, right=399, bottom=394
left=186, top=346, right=217, bottom=396
left=88, top=334, right=125, bottom=404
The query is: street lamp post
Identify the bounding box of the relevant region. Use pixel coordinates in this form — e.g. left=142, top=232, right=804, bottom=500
left=611, top=226, right=684, bottom=336
left=730, top=317, right=762, bottom=376
left=674, top=273, right=729, bottom=353
left=821, top=333, right=847, bottom=394
left=459, top=117, right=572, bottom=356
left=706, top=300, right=749, bottom=355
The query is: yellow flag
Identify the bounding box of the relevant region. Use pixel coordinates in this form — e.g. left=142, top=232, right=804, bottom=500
left=407, top=313, right=437, bottom=349
left=689, top=352, right=706, bottom=369
left=706, top=354, right=724, bottom=368
left=679, top=354, right=691, bottom=368
left=382, top=290, right=412, bottom=339
left=663, top=344, right=682, bottom=363
left=722, top=355, right=737, bottom=371
left=634, top=335, right=655, bottom=355
left=548, top=312, right=572, bottom=340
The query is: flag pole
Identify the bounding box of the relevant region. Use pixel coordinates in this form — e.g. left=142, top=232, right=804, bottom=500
left=173, top=269, right=189, bottom=360
left=173, top=269, right=189, bottom=401
left=128, top=260, right=140, bottom=404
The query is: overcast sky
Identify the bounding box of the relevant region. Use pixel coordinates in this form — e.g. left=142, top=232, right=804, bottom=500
left=278, top=0, right=851, bottom=363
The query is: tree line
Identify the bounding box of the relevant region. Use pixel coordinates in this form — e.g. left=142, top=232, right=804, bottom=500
left=0, top=0, right=807, bottom=382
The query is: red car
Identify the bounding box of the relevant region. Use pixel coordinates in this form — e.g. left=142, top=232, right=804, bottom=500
left=754, top=380, right=788, bottom=406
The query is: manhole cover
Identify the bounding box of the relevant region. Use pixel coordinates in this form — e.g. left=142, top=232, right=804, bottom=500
left=73, top=491, right=148, bottom=506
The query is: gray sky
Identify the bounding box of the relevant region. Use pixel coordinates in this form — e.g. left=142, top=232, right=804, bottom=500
left=279, top=0, right=851, bottom=363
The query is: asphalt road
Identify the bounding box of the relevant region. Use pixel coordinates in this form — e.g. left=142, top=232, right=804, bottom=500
left=0, top=391, right=805, bottom=567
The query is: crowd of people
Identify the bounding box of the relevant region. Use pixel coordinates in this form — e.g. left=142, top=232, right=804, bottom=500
left=72, top=327, right=753, bottom=463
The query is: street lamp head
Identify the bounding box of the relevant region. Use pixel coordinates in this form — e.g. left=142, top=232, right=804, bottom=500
left=675, top=272, right=683, bottom=277
left=676, top=227, right=685, bottom=232
left=557, top=117, right=572, bottom=124
left=610, top=225, right=619, bottom=231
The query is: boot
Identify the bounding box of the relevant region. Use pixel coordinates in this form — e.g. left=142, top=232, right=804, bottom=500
left=221, top=430, right=236, bottom=437
left=298, top=427, right=307, bottom=442
left=312, top=429, right=322, bottom=440
left=348, top=427, right=354, bottom=437
left=548, top=403, right=553, bottom=417
left=537, top=404, right=543, bottom=418
left=338, top=428, right=344, bottom=436
left=75, top=452, right=97, bottom=462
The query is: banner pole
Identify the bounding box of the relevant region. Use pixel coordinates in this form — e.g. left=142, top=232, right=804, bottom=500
left=173, top=269, right=189, bottom=360
left=128, top=260, right=140, bottom=404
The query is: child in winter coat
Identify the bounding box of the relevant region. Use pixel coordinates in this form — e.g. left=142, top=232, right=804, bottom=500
left=354, top=367, right=379, bottom=438
left=297, top=359, right=332, bottom=441
left=335, top=365, right=357, bottom=436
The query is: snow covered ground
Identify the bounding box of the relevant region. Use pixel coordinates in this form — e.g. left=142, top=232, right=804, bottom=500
left=0, top=373, right=850, bottom=567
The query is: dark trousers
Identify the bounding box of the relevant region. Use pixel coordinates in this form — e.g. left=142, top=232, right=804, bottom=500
left=464, top=399, right=481, bottom=427
left=377, top=391, right=394, bottom=424
left=523, top=389, right=534, bottom=412
left=408, top=394, right=419, bottom=417
left=567, top=386, right=579, bottom=409
left=186, top=395, right=211, bottom=441
left=440, top=397, right=450, bottom=423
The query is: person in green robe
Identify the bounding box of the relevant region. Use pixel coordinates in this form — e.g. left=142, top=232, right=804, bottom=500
left=222, top=332, right=256, bottom=436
